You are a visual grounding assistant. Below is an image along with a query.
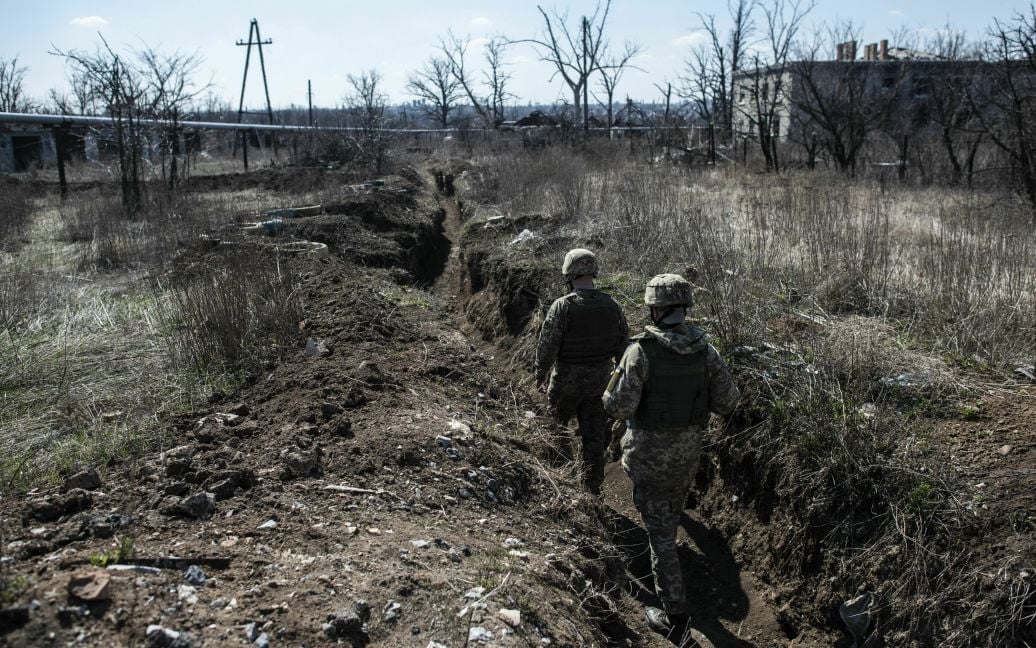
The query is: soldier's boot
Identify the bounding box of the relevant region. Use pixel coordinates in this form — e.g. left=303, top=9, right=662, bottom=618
left=645, top=606, right=690, bottom=636
left=645, top=607, right=672, bottom=633
left=583, top=462, right=605, bottom=495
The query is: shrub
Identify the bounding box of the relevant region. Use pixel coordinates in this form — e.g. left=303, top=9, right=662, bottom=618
left=160, top=250, right=303, bottom=372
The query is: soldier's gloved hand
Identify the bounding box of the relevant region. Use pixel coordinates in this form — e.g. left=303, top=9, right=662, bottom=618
left=535, top=376, right=547, bottom=394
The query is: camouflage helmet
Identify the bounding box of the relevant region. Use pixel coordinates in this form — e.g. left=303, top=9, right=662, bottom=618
left=561, top=248, right=598, bottom=278
left=644, top=273, right=694, bottom=308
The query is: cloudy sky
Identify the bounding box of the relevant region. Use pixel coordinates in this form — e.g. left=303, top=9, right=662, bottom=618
left=0, top=0, right=1025, bottom=113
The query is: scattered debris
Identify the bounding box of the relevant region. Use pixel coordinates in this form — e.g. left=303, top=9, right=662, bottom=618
left=878, top=372, right=935, bottom=388
left=998, top=445, right=1013, bottom=456
left=183, top=565, right=206, bottom=586
left=468, top=626, right=494, bottom=642
left=508, top=229, right=538, bottom=246
left=498, top=608, right=521, bottom=627
left=305, top=338, right=332, bottom=358
left=383, top=600, right=402, bottom=622
left=145, top=624, right=194, bottom=647
left=257, top=519, right=278, bottom=530
left=1014, top=365, right=1035, bottom=381
left=839, top=593, right=872, bottom=648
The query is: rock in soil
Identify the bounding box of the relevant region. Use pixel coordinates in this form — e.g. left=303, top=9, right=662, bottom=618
left=280, top=447, right=321, bottom=480
left=165, top=492, right=215, bottom=519
left=67, top=570, right=111, bottom=602
left=27, top=489, right=93, bottom=522
left=62, top=468, right=102, bottom=492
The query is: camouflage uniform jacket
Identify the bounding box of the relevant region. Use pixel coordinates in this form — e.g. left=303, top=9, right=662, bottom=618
left=602, top=322, right=739, bottom=427
left=534, top=288, right=629, bottom=385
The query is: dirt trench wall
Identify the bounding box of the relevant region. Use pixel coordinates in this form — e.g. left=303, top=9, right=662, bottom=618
left=285, top=178, right=450, bottom=286
left=447, top=195, right=866, bottom=644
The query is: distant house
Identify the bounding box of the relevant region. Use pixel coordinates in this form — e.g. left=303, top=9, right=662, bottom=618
left=0, top=125, right=57, bottom=173
left=513, top=110, right=558, bottom=128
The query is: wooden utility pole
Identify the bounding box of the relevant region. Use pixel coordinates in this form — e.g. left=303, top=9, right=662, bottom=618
left=235, top=18, right=276, bottom=169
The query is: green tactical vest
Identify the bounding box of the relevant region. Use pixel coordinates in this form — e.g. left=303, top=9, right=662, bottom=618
left=629, top=335, right=710, bottom=429
left=557, top=291, right=622, bottom=364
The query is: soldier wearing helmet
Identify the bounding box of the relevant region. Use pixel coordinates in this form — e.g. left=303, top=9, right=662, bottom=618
left=534, top=248, right=629, bottom=494
left=602, top=273, right=740, bottom=634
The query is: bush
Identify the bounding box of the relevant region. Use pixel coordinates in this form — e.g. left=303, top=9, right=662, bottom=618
left=160, top=250, right=303, bottom=372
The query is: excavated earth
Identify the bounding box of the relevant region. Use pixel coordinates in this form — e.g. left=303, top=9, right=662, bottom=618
left=2, top=163, right=1032, bottom=648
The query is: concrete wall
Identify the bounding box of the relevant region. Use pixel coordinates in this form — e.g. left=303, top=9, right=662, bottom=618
left=0, top=128, right=57, bottom=173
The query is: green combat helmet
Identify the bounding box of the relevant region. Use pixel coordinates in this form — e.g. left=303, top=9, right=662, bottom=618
left=561, top=248, right=599, bottom=278
left=644, top=273, right=694, bottom=308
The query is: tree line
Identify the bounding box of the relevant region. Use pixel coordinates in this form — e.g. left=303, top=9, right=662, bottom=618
left=3, top=2, right=1036, bottom=211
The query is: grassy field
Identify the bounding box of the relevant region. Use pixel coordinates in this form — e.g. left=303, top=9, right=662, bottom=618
left=0, top=178, right=308, bottom=489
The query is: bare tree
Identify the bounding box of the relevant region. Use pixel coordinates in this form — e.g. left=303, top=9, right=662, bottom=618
left=52, top=39, right=207, bottom=204
left=138, top=47, right=206, bottom=187
left=53, top=38, right=149, bottom=211
left=0, top=56, right=33, bottom=113
left=972, top=6, right=1036, bottom=217
left=407, top=56, right=462, bottom=128
left=346, top=69, right=390, bottom=173
left=738, top=0, right=814, bottom=172
left=523, top=1, right=619, bottom=131
left=923, top=28, right=984, bottom=186
left=594, top=42, right=642, bottom=127
left=694, top=0, right=757, bottom=140
left=439, top=33, right=494, bottom=127
left=482, top=38, right=513, bottom=124
left=790, top=22, right=898, bottom=175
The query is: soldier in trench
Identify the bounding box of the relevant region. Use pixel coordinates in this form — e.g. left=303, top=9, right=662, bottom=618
left=534, top=248, right=629, bottom=494
left=602, top=273, right=740, bottom=633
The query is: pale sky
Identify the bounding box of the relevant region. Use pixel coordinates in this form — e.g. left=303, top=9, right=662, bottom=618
left=0, top=0, right=1027, bottom=113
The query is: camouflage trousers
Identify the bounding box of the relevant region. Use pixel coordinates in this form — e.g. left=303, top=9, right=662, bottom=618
left=620, top=425, right=705, bottom=615
left=547, top=361, right=613, bottom=494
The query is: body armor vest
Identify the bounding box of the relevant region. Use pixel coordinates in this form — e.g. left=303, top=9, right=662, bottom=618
left=629, top=335, right=710, bottom=429
left=557, top=291, right=621, bottom=364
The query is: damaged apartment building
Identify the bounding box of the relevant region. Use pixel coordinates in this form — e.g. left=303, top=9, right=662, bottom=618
left=732, top=39, right=996, bottom=144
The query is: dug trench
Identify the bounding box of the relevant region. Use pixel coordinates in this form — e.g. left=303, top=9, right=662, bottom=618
left=3, top=163, right=1028, bottom=647
left=3, top=164, right=782, bottom=648
left=438, top=169, right=839, bottom=648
